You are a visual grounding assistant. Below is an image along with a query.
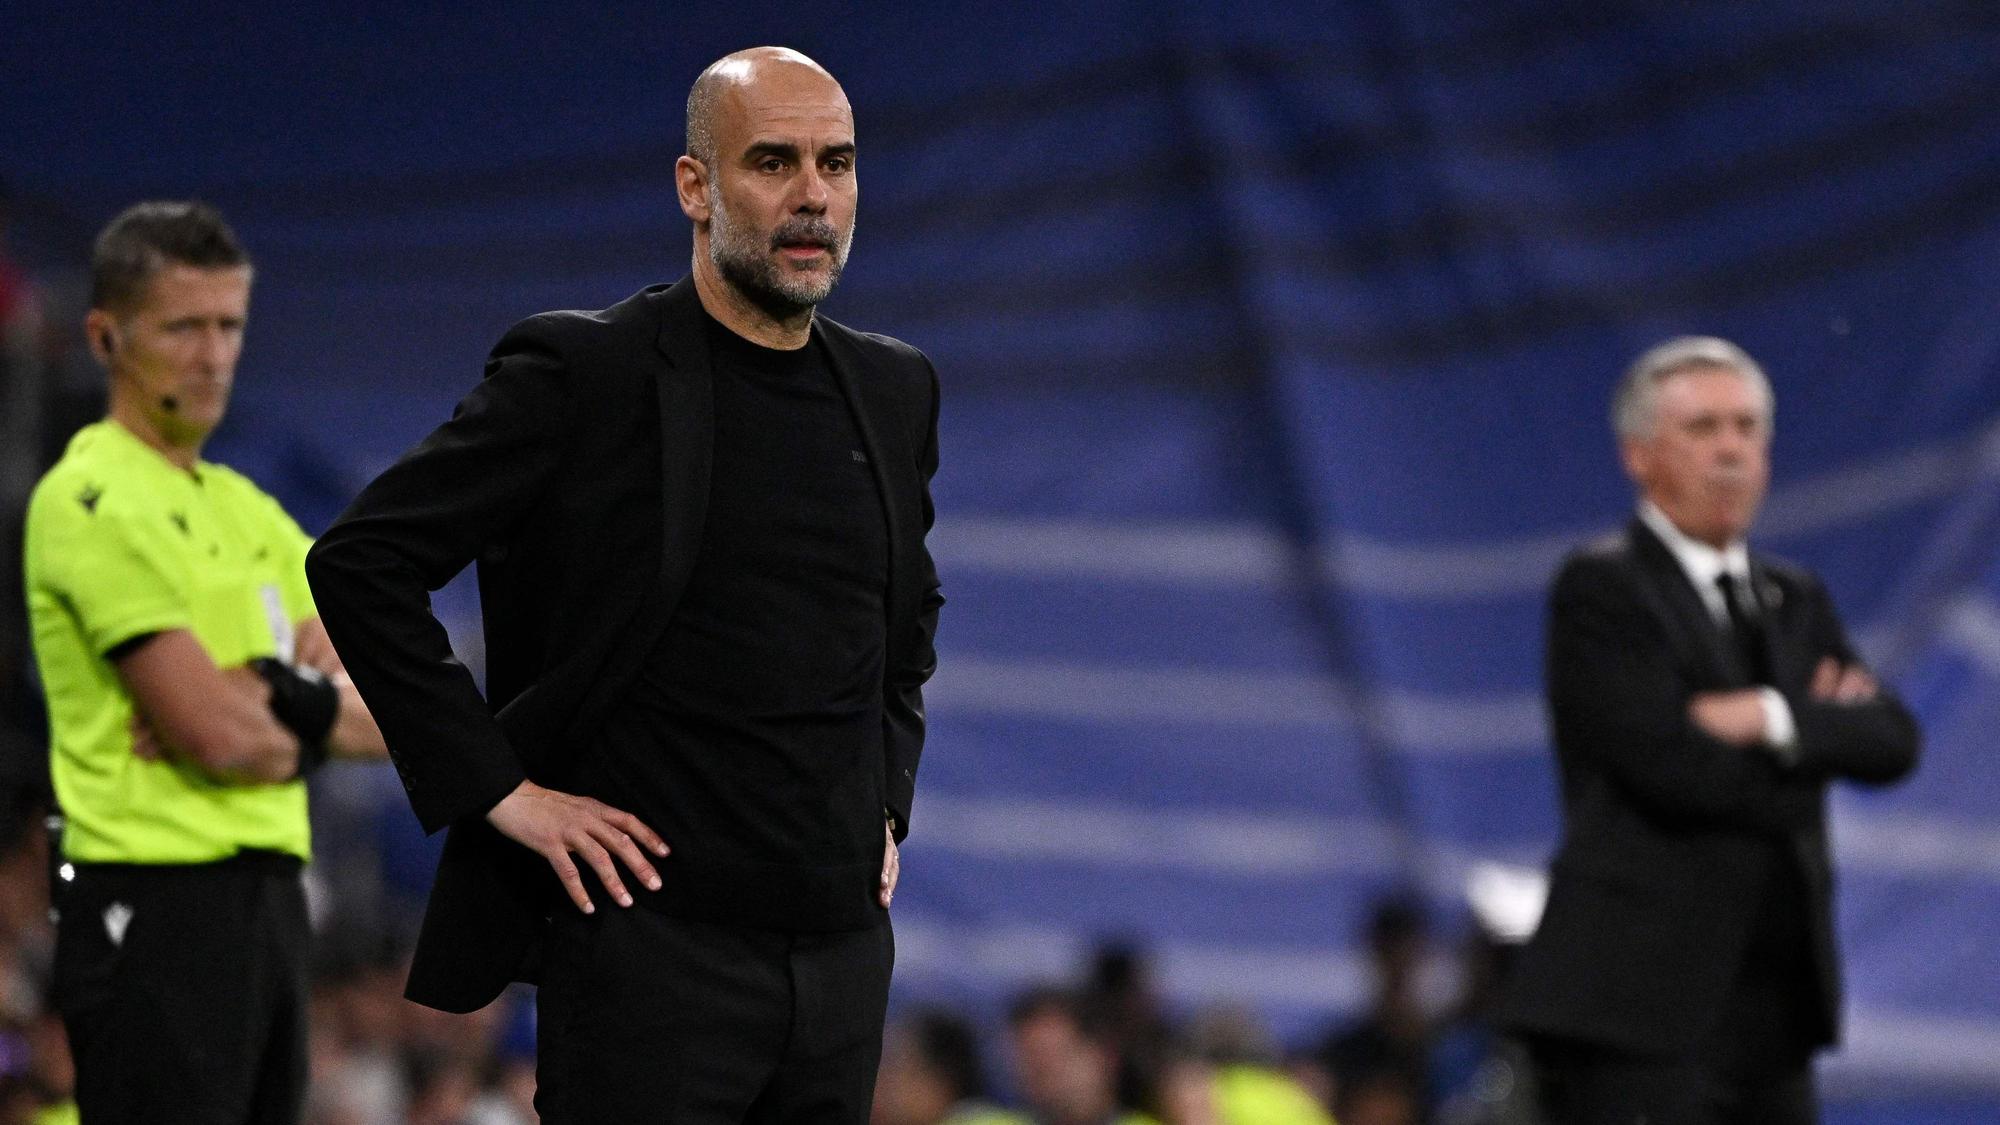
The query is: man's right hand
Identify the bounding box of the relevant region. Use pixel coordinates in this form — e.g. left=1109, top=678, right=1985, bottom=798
left=1687, top=688, right=1769, bottom=747
left=484, top=780, right=669, bottom=914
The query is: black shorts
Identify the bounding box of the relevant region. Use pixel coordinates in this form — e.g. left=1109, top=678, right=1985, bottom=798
left=53, top=850, right=310, bottom=1124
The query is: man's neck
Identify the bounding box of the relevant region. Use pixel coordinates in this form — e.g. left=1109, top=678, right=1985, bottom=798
left=1639, top=501, right=1744, bottom=558
left=690, top=260, right=814, bottom=350
left=106, top=398, right=202, bottom=472
left=1638, top=500, right=1751, bottom=617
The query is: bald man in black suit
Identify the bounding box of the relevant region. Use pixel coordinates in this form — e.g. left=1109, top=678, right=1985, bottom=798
left=308, top=48, right=942, bottom=1122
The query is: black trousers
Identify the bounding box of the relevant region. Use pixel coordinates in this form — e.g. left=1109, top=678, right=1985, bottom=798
left=535, top=906, right=895, bottom=1124
left=1530, top=1039, right=1818, bottom=1125
left=53, top=852, right=310, bottom=1124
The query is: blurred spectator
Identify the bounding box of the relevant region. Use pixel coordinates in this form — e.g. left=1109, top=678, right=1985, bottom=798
left=1008, top=986, right=1159, bottom=1125
left=0, top=176, right=53, bottom=847
left=873, top=1006, right=1027, bottom=1125
left=1336, top=1069, right=1422, bottom=1125
left=1429, top=921, right=1542, bottom=1125
left=303, top=920, right=536, bottom=1125
left=306, top=931, right=410, bottom=1124
left=1305, top=895, right=1435, bottom=1116
left=0, top=179, right=45, bottom=349
left=0, top=808, right=71, bottom=1123
left=1170, top=1005, right=1333, bottom=1125
left=1083, top=942, right=1171, bottom=1118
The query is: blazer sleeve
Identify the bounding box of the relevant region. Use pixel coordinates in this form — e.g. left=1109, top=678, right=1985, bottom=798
left=1783, top=573, right=1921, bottom=785
left=306, top=317, right=576, bottom=833
left=1546, top=557, right=1816, bottom=835
left=882, top=356, right=943, bottom=843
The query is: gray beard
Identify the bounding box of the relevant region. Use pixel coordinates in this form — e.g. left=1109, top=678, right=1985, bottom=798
left=707, top=192, right=852, bottom=319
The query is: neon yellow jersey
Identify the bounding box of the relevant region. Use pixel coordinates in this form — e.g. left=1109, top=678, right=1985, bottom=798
left=1212, top=1065, right=1334, bottom=1125
left=24, top=420, right=316, bottom=863
left=937, top=1104, right=1032, bottom=1125
left=30, top=1099, right=80, bottom=1125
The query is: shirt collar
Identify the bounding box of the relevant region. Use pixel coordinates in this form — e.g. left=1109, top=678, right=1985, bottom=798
left=100, top=418, right=207, bottom=484
left=1639, top=500, right=1750, bottom=608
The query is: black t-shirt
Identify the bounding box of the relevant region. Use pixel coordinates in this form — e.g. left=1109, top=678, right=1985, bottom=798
left=582, top=312, right=890, bottom=931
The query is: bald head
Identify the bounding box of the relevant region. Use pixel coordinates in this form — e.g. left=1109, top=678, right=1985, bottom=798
left=686, top=46, right=845, bottom=166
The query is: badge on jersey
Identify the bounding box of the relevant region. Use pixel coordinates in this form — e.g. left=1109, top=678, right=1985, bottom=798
left=104, top=901, right=134, bottom=947
left=261, top=583, right=295, bottom=663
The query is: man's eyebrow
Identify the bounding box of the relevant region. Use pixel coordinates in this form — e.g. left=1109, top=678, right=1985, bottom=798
left=740, top=140, right=855, bottom=162
left=744, top=140, right=796, bottom=162
left=742, top=141, right=802, bottom=162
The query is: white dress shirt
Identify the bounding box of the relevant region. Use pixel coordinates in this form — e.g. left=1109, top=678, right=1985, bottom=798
left=1638, top=502, right=1797, bottom=753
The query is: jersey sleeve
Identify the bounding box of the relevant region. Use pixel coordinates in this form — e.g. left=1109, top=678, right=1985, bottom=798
left=258, top=488, right=319, bottom=624
left=27, top=485, right=191, bottom=658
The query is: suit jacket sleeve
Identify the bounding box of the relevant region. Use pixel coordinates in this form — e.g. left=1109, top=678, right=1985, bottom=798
left=1783, top=572, right=1921, bottom=784
left=306, top=317, right=575, bottom=833
left=1546, top=556, right=1816, bottom=835
left=883, top=356, right=943, bottom=843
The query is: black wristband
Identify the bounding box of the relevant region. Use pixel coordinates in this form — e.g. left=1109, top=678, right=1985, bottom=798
left=293, top=738, right=332, bottom=781
left=249, top=658, right=339, bottom=776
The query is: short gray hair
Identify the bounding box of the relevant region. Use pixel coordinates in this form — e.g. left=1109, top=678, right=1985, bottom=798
left=685, top=65, right=724, bottom=167
left=1612, top=335, right=1774, bottom=440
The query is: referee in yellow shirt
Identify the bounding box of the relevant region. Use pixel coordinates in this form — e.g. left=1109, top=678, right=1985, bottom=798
left=22, top=201, right=386, bottom=1122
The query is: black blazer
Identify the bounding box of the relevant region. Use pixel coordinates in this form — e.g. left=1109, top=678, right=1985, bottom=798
left=1496, top=520, right=1917, bottom=1058
left=306, top=278, right=943, bottom=1012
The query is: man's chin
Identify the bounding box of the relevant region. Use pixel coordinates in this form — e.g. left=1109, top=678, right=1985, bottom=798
left=757, top=275, right=836, bottom=312
left=718, top=259, right=834, bottom=317
left=774, top=259, right=838, bottom=298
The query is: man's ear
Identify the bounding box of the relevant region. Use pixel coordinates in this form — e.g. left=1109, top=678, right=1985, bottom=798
left=85, top=308, right=118, bottom=367
left=676, top=155, right=712, bottom=224
left=1619, top=437, right=1650, bottom=489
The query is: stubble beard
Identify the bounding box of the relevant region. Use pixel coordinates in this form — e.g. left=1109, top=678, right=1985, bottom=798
left=707, top=189, right=854, bottom=320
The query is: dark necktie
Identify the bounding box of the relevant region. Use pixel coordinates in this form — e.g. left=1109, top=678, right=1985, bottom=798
left=1716, top=572, right=1772, bottom=684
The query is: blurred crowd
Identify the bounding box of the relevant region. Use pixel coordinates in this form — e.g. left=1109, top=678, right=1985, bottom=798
left=871, top=899, right=1541, bottom=1125
left=0, top=786, right=1541, bottom=1125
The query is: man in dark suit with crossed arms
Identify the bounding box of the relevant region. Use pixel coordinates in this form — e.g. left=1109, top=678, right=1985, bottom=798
left=307, top=47, right=942, bottom=1122
left=1498, top=337, right=1918, bottom=1124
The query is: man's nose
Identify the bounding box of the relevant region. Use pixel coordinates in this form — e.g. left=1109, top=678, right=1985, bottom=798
left=194, top=325, right=233, bottom=372
left=1712, top=428, right=1751, bottom=464
left=793, top=166, right=830, bottom=212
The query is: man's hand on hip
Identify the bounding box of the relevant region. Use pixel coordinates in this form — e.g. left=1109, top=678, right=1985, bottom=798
left=879, top=818, right=899, bottom=909
left=485, top=780, right=669, bottom=914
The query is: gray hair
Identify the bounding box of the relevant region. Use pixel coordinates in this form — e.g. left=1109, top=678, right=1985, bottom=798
left=1612, top=335, right=1774, bottom=440
left=685, top=66, right=723, bottom=167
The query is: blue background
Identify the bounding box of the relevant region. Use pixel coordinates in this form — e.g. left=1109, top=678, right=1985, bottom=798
left=6, top=2, right=1999, bottom=1118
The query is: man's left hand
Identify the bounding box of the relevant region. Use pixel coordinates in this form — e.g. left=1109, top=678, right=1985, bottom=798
left=879, top=819, right=899, bottom=908
left=1811, top=656, right=1878, bottom=703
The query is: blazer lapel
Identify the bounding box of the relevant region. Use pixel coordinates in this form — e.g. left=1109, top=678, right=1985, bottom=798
left=1627, top=520, right=1745, bottom=686
left=816, top=318, right=909, bottom=639
left=550, top=280, right=714, bottom=755
left=652, top=280, right=716, bottom=598
left=1746, top=558, right=1804, bottom=692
